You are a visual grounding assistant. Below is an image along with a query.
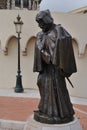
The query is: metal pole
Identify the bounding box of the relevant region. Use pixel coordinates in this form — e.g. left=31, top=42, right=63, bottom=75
left=15, top=33, right=24, bottom=92
left=18, top=33, right=21, bottom=75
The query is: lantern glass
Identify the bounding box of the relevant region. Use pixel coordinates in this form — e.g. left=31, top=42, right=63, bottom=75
left=15, top=22, right=23, bottom=33
left=14, top=15, right=23, bottom=34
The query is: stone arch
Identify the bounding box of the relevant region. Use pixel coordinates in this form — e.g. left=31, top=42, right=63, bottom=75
left=22, top=36, right=36, bottom=56
left=72, top=38, right=79, bottom=58
left=21, top=35, right=37, bottom=89
left=4, top=35, right=17, bottom=55
left=72, top=38, right=79, bottom=46
left=83, top=44, right=87, bottom=57
left=0, top=35, right=19, bottom=88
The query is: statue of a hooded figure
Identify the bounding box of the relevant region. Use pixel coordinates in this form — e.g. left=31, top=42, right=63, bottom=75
left=33, top=10, right=77, bottom=124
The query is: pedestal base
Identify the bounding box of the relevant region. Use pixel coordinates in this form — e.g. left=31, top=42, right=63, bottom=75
left=24, top=115, right=82, bottom=130
left=34, top=111, right=74, bottom=124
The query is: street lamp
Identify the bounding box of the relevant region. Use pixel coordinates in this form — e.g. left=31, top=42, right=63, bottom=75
left=14, top=15, right=24, bottom=93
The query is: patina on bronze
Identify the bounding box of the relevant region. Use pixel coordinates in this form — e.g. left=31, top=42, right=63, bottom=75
left=33, top=10, right=77, bottom=124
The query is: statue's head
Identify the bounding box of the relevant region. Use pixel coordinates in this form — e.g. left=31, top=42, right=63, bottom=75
left=36, top=10, right=54, bottom=32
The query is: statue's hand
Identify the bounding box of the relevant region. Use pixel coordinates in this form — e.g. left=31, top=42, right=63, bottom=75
left=41, top=50, right=50, bottom=64
left=59, top=69, right=71, bottom=77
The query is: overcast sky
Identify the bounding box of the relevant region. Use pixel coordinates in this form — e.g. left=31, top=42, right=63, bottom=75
left=40, top=0, right=87, bottom=12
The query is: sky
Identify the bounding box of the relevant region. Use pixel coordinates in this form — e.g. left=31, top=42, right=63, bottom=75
left=40, top=0, right=87, bottom=12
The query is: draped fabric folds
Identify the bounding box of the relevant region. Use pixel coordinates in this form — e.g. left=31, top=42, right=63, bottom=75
left=33, top=24, right=77, bottom=124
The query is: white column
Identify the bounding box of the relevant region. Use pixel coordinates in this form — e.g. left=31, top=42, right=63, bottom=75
left=32, top=0, right=35, bottom=10
left=6, top=0, right=10, bottom=9
left=32, top=0, right=39, bottom=10
left=34, top=1, right=37, bottom=10
left=29, top=0, right=31, bottom=10
left=21, top=0, right=23, bottom=9
left=11, top=0, right=15, bottom=9
left=36, top=0, right=39, bottom=10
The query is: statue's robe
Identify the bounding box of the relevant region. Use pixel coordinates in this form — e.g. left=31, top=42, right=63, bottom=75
left=33, top=24, right=77, bottom=124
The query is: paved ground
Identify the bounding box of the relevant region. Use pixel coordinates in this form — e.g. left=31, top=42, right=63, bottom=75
left=0, top=88, right=87, bottom=130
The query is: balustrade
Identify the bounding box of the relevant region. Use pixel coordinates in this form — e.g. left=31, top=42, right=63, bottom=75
left=0, top=0, right=41, bottom=10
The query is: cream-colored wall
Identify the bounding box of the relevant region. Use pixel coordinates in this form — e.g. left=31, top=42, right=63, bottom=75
left=67, top=41, right=87, bottom=98
left=0, top=36, right=37, bottom=89
left=0, top=10, right=87, bottom=98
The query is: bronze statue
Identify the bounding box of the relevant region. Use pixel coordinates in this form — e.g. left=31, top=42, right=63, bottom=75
left=33, top=10, right=77, bottom=124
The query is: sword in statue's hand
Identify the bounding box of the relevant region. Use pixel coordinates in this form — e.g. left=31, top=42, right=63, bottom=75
left=66, top=77, right=74, bottom=88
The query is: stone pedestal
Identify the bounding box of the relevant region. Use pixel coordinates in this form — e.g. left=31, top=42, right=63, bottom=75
left=24, top=115, right=82, bottom=130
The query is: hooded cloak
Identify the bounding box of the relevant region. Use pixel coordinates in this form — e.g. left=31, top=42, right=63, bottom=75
left=33, top=24, right=77, bottom=76
left=33, top=10, right=77, bottom=124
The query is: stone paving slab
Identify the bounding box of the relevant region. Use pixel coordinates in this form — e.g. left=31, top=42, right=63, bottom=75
left=0, top=89, right=40, bottom=98
left=0, top=119, right=25, bottom=130
left=0, top=89, right=86, bottom=130
left=0, top=97, right=39, bottom=121
left=0, top=96, right=87, bottom=130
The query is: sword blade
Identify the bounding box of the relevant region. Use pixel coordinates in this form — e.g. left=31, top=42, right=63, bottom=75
left=66, top=77, right=74, bottom=88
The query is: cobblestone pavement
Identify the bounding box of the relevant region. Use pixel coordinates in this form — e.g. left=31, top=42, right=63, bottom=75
left=0, top=89, right=87, bottom=130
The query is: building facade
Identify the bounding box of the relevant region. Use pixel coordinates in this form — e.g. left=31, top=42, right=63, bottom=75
left=0, top=0, right=41, bottom=10
left=0, top=0, right=7, bottom=9
left=69, top=6, right=87, bottom=14
left=0, top=10, right=87, bottom=98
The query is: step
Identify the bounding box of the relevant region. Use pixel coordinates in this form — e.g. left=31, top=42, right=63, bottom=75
left=0, top=119, right=25, bottom=130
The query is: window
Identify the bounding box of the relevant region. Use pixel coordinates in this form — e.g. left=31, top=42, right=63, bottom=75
left=15, top=0, right=21, bottom=7
left=23, top=0, right=29, bottom=7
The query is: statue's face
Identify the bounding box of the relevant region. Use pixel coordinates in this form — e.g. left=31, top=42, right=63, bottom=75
left=38, top=19, right=48, bottom=31
left=36, top=11, right=53, bottom=32
left=38, top=19, right=53, bottom=33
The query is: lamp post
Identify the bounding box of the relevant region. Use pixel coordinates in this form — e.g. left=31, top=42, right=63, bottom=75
left=14, top=15, right=24, bottom=93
